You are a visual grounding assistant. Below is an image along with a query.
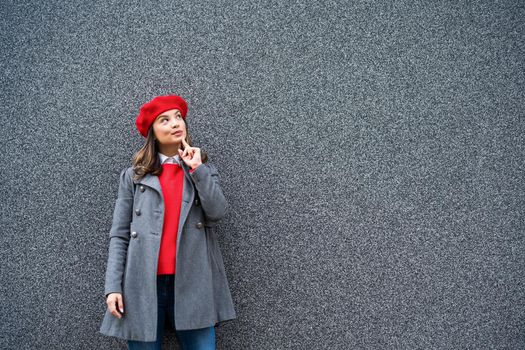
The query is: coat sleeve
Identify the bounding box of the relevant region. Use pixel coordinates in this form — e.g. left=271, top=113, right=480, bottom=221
left=103, top=167, right=134, bottom=298
left=189, top=162, right=228, bottom=224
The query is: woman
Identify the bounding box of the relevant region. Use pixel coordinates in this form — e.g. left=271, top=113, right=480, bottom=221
left=99, top=95, right=236, bottom=349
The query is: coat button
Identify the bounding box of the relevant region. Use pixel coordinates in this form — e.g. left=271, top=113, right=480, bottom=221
left=196, top=222, right=203, bottom=229
left=135, top=209, right=141, bottom=216
left=194, top=198, right=200, bottom=206
left=131, top=231, right=138, bottom=238
left=139, top=186, right=145, bottom=192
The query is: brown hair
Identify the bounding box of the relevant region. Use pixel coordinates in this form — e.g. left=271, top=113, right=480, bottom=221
left=131, top=118, right=208, bottom=182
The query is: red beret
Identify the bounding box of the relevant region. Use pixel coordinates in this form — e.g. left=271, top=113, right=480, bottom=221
left=135, top=95, right=188, bottom=137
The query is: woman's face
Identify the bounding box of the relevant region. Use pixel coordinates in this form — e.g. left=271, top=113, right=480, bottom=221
left=152, top=109, right=186, bottom=147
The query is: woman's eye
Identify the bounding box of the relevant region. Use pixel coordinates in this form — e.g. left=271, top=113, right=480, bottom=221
left=176, top=115, right=182, bottom=119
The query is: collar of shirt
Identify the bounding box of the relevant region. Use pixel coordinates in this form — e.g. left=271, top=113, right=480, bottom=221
left=159, top=152, right=182, bottom=165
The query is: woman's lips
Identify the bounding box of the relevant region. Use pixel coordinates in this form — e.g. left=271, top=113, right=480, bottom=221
left=171, top=131, right=183, bottom=136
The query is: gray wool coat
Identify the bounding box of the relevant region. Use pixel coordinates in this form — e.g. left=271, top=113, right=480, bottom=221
left=99, top=161, right=236, bottom=341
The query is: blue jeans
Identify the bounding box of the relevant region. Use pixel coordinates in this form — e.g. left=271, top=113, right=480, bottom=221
left=127, top=274, right=216, bottom=350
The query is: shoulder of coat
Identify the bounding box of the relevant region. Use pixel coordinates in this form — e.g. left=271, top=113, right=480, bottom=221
left=204, top=160, right=216, bottom=169
left=196, top=161, right=216, bottom=174
left=122, top=166, right=138, bottom=183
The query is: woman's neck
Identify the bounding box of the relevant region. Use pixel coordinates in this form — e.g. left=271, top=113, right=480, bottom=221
left=158, top=143, right=181, bottom=157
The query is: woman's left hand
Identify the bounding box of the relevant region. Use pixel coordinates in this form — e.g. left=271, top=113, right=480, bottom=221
left=178, top=137, right=202, bottom=170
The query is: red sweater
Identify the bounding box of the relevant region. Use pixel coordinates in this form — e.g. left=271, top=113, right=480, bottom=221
left=157, top=163, right=187, bottom=275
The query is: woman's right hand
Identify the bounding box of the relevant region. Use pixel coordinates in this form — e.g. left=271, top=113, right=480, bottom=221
left=106, top=293, right=125, bottom=319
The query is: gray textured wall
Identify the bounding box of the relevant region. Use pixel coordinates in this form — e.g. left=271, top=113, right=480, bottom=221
left=1, top=0, right=523, bottom=349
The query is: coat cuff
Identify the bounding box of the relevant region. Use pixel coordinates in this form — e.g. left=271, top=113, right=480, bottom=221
left=104, top=285, right=122, bottom=298
left=189, top=163, right=207, bottom=181
left=189, top=164, right=203, bottom=174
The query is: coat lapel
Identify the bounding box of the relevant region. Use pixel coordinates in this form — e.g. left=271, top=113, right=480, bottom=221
left=134, top=172, right=163, bottom=195
left=176, top=162, right=195, bottom=257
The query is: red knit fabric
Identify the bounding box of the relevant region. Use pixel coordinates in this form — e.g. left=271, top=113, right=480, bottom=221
left=157, top=163, right=185, bottom=275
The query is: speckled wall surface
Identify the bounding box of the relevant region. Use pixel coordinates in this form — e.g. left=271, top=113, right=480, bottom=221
left=1, top=0, right=523, bottom=349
